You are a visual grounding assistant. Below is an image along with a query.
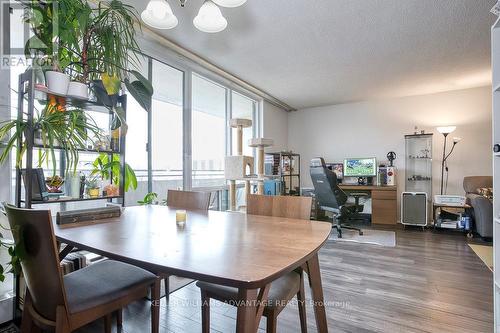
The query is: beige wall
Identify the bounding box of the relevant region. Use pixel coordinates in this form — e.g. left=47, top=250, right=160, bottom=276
left=288, top=86, right=492, bottom=209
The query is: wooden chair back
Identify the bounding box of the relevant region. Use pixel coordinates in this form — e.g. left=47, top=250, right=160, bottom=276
left=4, top=204, right=67, bottom=321
left=247, top=194, right=312, bottom=220
left=167, top=190, right=211, bottom=211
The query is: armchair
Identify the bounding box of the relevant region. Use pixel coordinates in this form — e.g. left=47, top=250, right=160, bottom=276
left=463, top=176, right=493, bottom=239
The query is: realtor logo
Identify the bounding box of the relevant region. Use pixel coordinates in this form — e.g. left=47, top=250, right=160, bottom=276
left=0, top=0, right=55, bottom=68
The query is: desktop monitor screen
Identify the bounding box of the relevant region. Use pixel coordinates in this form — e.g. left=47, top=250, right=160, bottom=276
left=343, top=158, right=377, bottom=177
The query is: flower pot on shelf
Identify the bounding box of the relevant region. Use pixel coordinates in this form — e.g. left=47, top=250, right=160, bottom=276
left=45, top=71, right=70, bottom=96
left=87, top=188, right=100, bottom=198
left=67, top=81, right=89, bottom=99
left=103, top=183, right=119, bottom=197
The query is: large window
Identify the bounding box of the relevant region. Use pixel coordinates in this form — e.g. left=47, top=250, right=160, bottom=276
left=124, top=57, right=149, bottom=205
left=151, top=60, right=184, bottom=195
left=191, top=74, right=227, bottom=188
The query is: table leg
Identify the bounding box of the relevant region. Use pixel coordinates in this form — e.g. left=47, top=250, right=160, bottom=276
left=307, top=253, right=328, bottom=333
left=236, top=288, right=258, bottom=333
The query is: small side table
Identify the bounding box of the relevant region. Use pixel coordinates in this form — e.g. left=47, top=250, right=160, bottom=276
left=432, top=202, right=473, bottom=238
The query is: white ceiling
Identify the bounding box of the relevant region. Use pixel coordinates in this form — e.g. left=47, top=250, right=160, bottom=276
left=127, top=0, right=497, bottom=110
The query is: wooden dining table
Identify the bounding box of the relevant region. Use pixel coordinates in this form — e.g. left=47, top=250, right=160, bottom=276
left=54, top=205, right=332, bottom=333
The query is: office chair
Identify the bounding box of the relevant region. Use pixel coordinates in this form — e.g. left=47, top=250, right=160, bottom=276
left=310, top=157, right=364, bottom=238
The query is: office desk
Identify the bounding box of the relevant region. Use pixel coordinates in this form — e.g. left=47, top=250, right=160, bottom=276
left=55, top=206, right=332, bottom=333
left=339, top=185, right=397, bottom=225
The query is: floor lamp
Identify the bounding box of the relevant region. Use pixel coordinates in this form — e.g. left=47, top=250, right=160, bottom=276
left=437, top=126, right=461, bottom=195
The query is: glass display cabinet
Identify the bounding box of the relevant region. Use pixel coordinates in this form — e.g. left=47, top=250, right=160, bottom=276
left=405, top=133, right=433, bottom=221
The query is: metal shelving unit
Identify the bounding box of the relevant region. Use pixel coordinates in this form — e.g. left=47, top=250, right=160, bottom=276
left=265, top=152, right=301, bottom=196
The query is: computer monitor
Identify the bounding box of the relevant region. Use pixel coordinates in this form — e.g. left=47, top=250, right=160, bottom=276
left=343, top=158, right=377, bottom=177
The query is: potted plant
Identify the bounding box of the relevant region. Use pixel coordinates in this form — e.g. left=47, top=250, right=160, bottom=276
left=67, top=75, right=89, bottom=100
left=22, top=0, right=153, bottom=117
left=85, top=177, right=101, bottom=197
left=0, top=103, right=104, bottom=175
left=45, top=67, right=71, bottom=96
left=0, top=232, right=21, bottom=283
left=89, top=153, right=137, bottom=193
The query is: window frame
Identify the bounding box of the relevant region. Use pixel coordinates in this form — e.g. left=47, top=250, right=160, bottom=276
left=139, top=53, right=261, bottom=193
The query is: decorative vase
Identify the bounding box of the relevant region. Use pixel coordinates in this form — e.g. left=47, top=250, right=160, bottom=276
left=45, top=71, right=70, bottom=96
left=66, top=173, right=81, bottom=198
left=67, top=81, right=89, bottom=99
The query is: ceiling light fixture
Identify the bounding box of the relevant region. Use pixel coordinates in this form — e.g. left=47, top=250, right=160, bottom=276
left=142, top=0, right=240, bottom=33
left=212, top=0, right=247, bottom=8
left=193, top=0, right=228, bottom=33
left=141, top=0, right=178, bottom=30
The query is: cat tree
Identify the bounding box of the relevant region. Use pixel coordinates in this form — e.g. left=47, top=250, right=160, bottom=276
left=224, top=119, right=274, bottom=210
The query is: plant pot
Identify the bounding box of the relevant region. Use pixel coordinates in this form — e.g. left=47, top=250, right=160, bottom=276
left=67, top=81, right=89, bottom=99
left=45, top=71, right=70, bottom=96
left=91, top=80, right=117, bottom=107
left=87, top=188, right=100, bottom=198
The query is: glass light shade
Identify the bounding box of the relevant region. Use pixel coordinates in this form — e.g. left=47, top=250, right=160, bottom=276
left=437, top=126, right=456, bottom=135
left=194, top=1, right=228, bottom=33
left=453, top=137, right=462, bottom=143
left=212, top=0, right=247, bottom=7
left=141, top=0, right=178, bottom=30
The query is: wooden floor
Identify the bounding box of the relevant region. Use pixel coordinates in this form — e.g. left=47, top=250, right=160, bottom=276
left=75, top=227, right=493, bottom=333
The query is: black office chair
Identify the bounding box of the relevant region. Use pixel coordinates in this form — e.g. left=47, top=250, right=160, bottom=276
left=310, top=157, right=364, bottom=238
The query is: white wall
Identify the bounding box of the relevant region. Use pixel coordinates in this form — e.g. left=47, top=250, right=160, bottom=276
left=288, top=86, right=492, bottom=200
left=262, top=101, right=288, bottom=152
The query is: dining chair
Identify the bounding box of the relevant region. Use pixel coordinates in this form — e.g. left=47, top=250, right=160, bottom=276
left=160, top=189, right=211, bottom=300
left=196, top=194, right=312, bottom=333
left=166, top=189, right=211, bottom=210
left=4, top=204, right=160, bottom=333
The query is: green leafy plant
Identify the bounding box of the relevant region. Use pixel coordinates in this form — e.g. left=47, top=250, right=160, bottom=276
left=137, top=192, right=167, bottom=206
left=90, top=153, right=137, bottom=192
left=85, top=176, right=100, bottom=189
left=0, top=224, right=24, bottom=283
left=22, top=0, right=154, bottom=128
left=0, top=104, right=104, bottom=175
left=137, top=192, right=158, bottom=205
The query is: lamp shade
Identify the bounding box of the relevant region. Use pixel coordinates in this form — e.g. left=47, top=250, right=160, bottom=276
left=212, top=0, right=247, bottom=7
left=453, top=137, right=462, bottom=144
left=141, top=0, right=178, bottom=30
left=194, top=0, right=228, bottom=33
left=437, top=126, right=456, bottom=135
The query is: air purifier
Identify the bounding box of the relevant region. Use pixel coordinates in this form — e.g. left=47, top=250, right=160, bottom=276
left=401, top=192, right=428, bottom=226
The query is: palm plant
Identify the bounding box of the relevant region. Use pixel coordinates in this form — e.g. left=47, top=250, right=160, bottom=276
left=23, top=0, right=153, bottom=117
left=0, top=103, right=104, bottom=174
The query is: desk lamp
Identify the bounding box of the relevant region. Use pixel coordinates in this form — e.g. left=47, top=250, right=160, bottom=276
left=437, top=126, right=461, bottom=194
